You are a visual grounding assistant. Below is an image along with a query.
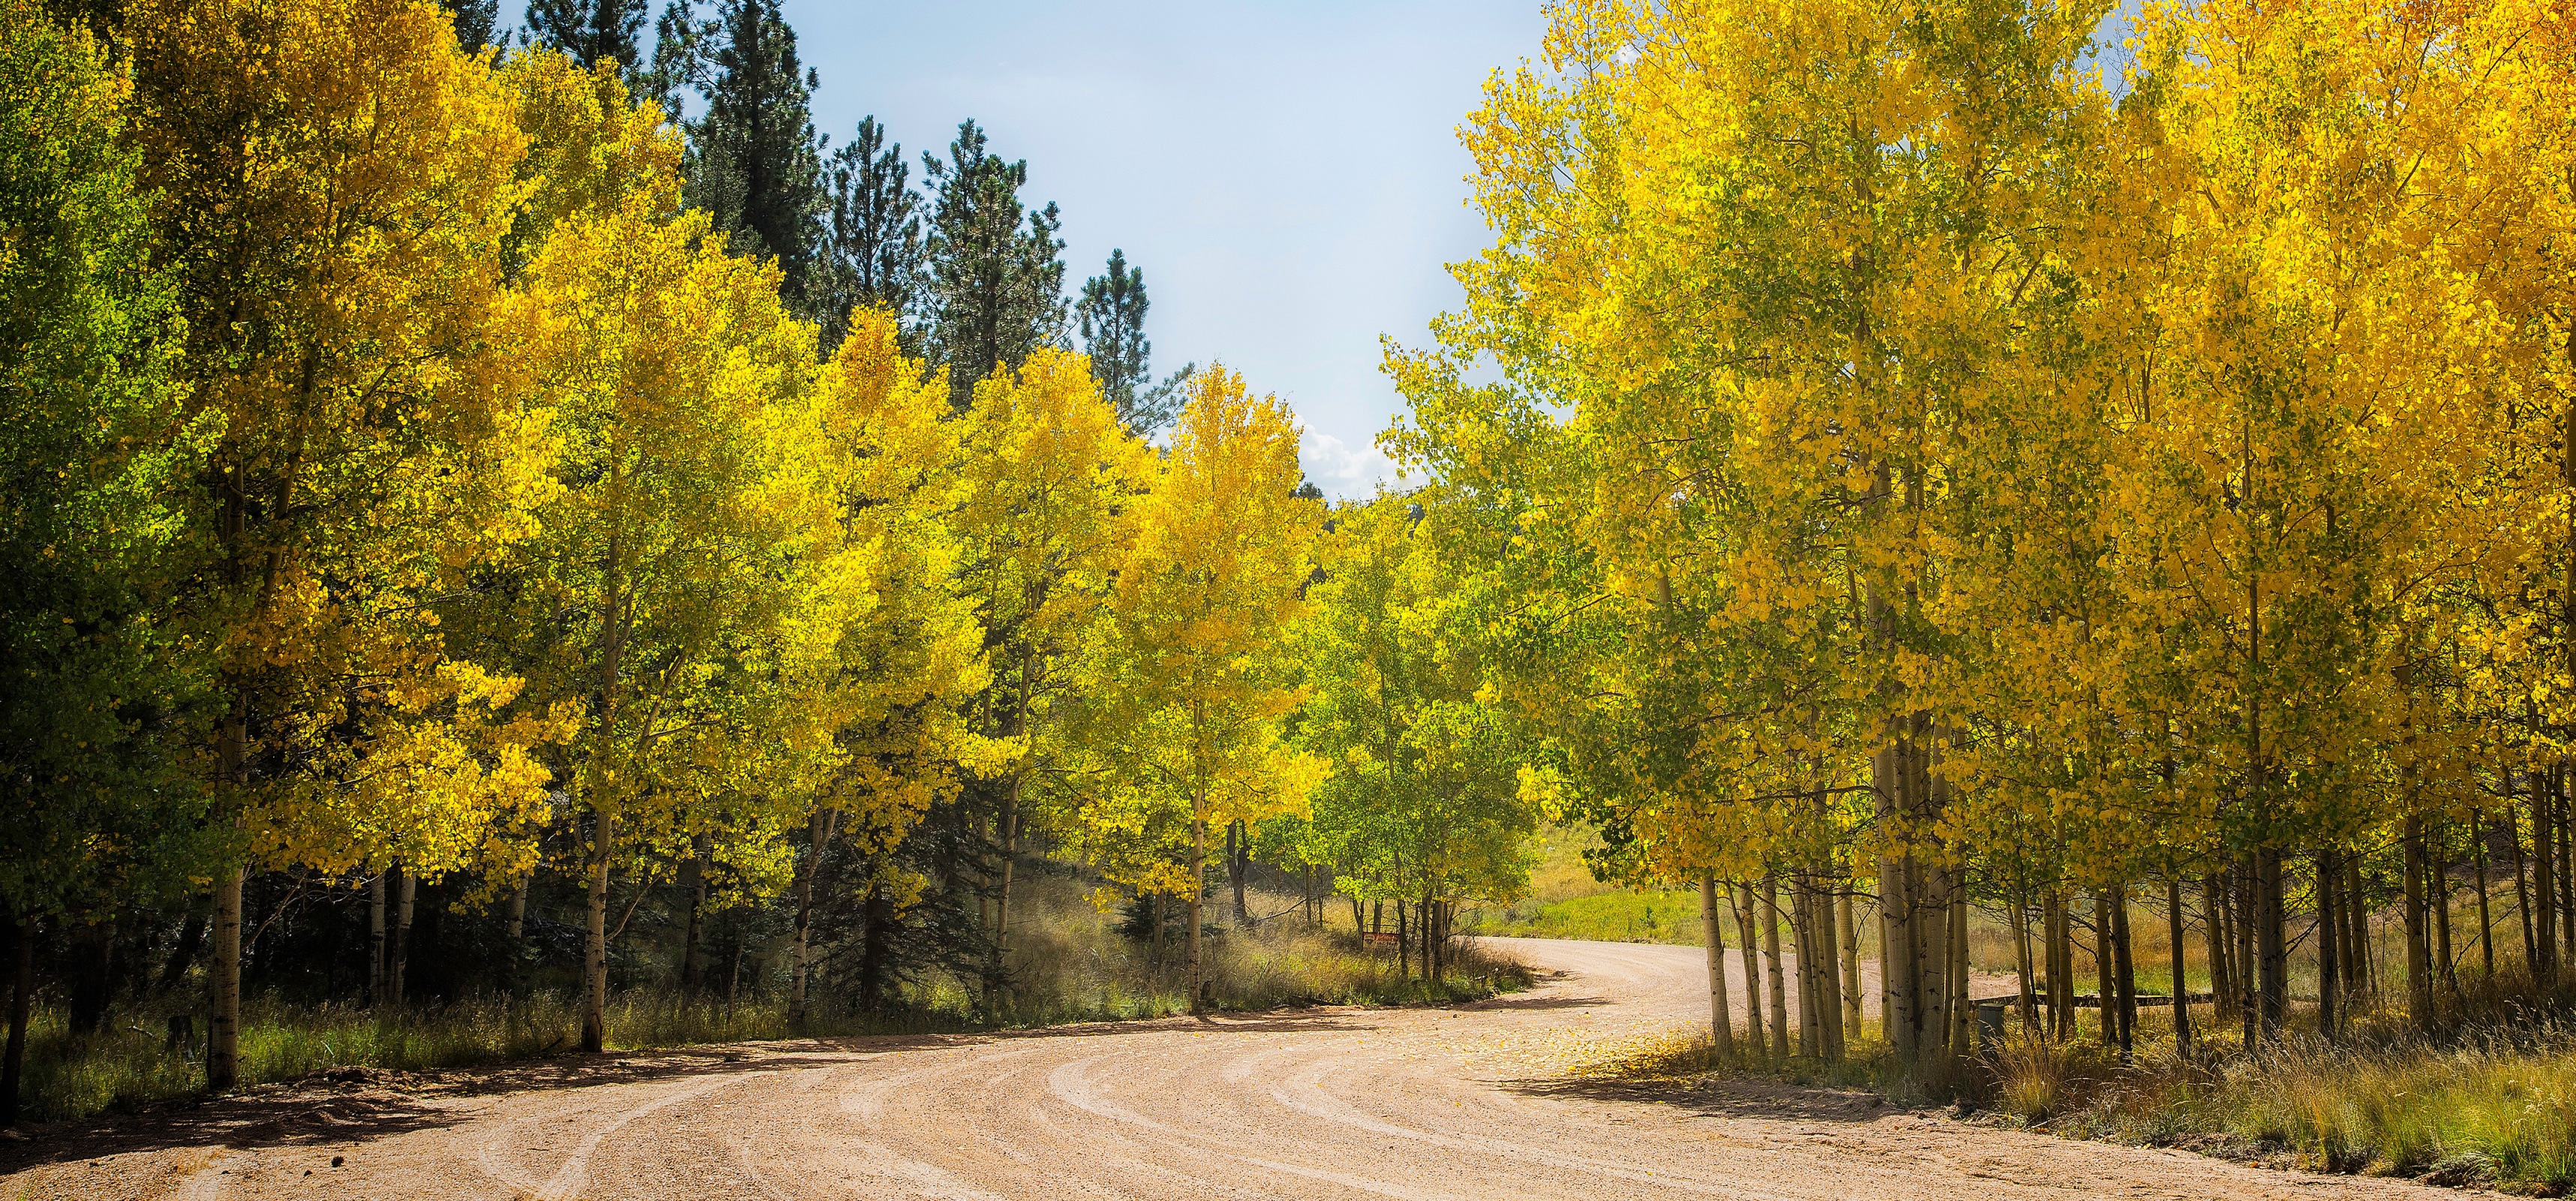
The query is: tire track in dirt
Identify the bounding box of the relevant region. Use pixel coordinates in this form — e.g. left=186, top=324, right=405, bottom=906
left=1, top=937, right=2455, bottom=1200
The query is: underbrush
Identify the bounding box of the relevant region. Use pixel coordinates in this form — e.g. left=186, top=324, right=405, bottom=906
left=1586, top=1022, right=1920, bottom=1099
left=9, top=990, right=958, bottom=1124
left=11, top=889, right=1530, bottom=1126
left=1995, top=1022, right=2576, bottom=1193
left=1599, top=971, right=2576, bottom=1195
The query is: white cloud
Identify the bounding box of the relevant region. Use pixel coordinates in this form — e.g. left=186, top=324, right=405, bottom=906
left=1300, top=428, right=1411, bottom=501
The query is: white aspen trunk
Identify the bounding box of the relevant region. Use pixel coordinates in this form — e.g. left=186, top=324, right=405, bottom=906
left=1699, top=876, right=1734, bottom=1058
left=1837, top=887, right=1863, bottom=1041
left=1186, top=788, right=1208, bottom=1013
left=1762, top=878, right=1789, bottom=1058
left=1733, top=885, right=1768, bottom=1061
left=582, top=812, right=612, bottom=1053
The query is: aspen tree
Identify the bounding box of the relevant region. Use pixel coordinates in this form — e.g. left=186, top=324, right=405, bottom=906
left=127, top=0, right=558, bottom=1088
left=1091, top=366, right=1321, bottom=1010
left=951, top=348, right=1152, bottom=995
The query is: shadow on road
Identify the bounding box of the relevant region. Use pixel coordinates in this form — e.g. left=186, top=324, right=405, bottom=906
left=0, top=1007, right=1396, bottom=1172
left=1504, top=1072, right=1893, bottom=1125
left=1449, top=992, right=1612, bottom=1013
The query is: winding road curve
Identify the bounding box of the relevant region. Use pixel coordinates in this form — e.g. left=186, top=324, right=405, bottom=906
left=8, top=938, right=2439, bottom=1200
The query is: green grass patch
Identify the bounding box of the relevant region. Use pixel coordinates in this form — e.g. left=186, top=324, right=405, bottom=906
left=1462, top=887, right=1708, bottom=944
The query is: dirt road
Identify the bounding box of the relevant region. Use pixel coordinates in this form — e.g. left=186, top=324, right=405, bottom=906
left=5, top=938, right=2439, bottom=1200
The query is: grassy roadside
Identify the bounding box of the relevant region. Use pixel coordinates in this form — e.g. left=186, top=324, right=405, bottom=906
left=1594, top=977, right=2576, bottom=1196
left=11, top=883, right=1530, bottom=1127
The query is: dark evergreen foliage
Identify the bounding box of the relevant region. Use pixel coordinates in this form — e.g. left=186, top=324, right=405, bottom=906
left=815, top=115, right=922, bottom=354
left=1079, top=248, right=1186, bottom=436
left=652, top=0, right=826, bottom=315
left=920, top=120, right=1066, bottom=410
left=522, top=0, right=644, bottom=69
left=444, top=0, right=498, bottom=50
left=812, top=798, right=997, bottom=1013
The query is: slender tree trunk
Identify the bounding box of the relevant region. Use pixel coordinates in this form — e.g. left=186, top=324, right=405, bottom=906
left=2013, top=895, right=2038, bottom=1034
left=1734, top=886, right=1767, bottom=1061
left=2405, top=816, right=2433, bottom=1028
left=1838, top=887, right=1864, bottom=1039
left=1823, top=881, right=1848, bottom=1058
left=2319, top=849, right=2340, bottom=1043
left=2237, top=859, right=2259, bottom=1049
left=1791, top=885, right=1817, bottom=1058
left=729, top=914, right=746, bottom=1006
left=2347, top=856, right=2374, bottom=1000
left=2256, top=848, right=2286, bottom=1042
left=2514, top=787, right=2537, bottom=969
left=1947, top=886, right=1970, bottom=1056
left=1802, top=886, right=1829, bottom=1058
left=997, top=776, right=1021, bottom=975
left=2093, top=892, right=2114, bottom=1044
left=2109, top=886, right=2137, bottom=1058
left=208, top=694, right=247, bottom=1091
left=585, top=469, right=627, bottom=1055
left=2168, top=877, right=2192, bottom=1056
left=1762, top=877, right=1789, bottom=1058
left=2, top=914, right=32, bottom=1127
left=1397, top=896, right=1410, bottom=979
left=210, top=860, right=242, bottom=1090
left=788, top=814, right=819, bottom=1020
left=2544, top=768, right=2565, bottom=964
left=791, top=810, right=832, bottom=1025
left=678, top=836, right=705, bottom=992
left=1187, top=791, right=1208, bottom=1012
left=2475, top=810, right=2496, bottom=979
left=1878, top=841, right=1910, bottom=1055
left=1701, top=876, right=1734, bottom=1057
left=367, top=871, right=387, bottom=1007
left=1423, top=897, right=1439, bottom=984
left=390, top=865, right=415, bottom=1010
left=582, top=812, right=613, bottom=1052
left=2204, top=874, right=2231, bottom=1022
left=2435, top=821, right=2455, bottom=995
left=1822, top=889, right=1846, bottom=1058
left=2536, top=787, right=2557, bottom=980
left=2048, top=890, right=2074, bottom=1040
left=1227, top=819, right=1249, bottom=926
left=1877, top=877, right=1895, bottom=1035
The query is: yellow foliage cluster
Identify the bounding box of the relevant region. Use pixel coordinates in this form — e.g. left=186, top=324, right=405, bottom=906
left=1395, top=0, right=2576, bottom=965
left=60, top=0, right=1327, bottom=1067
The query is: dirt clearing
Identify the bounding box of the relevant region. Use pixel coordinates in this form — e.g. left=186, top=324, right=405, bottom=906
left=0, top=937, right=2441, bottom=1199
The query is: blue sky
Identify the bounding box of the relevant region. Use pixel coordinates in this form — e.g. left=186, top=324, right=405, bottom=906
left=775, top=1, right=1545, bottom=497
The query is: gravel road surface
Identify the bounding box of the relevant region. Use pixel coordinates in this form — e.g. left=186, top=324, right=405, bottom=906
left=2, top=936, right=2440, bottom=1199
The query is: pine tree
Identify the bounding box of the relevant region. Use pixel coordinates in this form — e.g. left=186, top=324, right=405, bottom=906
left=1076, top=250, right=1160, bottom=434
left=444, top=0, right=498, bottom=50
left=920, top=120, right=1066, bottom=411
left=658, top=0, right=826, bottom=314
left=815, top=116, right=922, bottom=354
left=523, top=0, right=643, bottom=69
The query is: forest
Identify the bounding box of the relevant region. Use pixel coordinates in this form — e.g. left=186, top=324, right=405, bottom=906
left=0, top=0, right=1548, bottom=1127
left=6, top=0, right=2576, bottom=1178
